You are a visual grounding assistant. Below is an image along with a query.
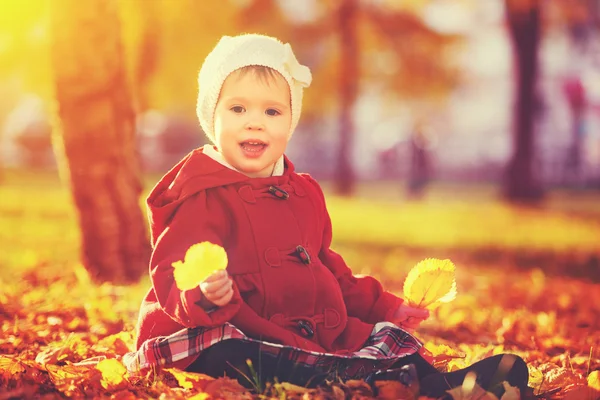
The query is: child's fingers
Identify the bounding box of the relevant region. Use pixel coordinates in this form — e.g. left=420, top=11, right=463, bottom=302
left=201, top=276, right=231, bottom=294
left=408, top=308, right=430, bottom=319
left=210, top=287, right=234, bottom=306
left=203, top=269, right=228, bottom=283
left=206, top=279, right=233, bottom=299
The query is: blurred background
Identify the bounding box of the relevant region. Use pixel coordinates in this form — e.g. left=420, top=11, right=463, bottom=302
left=2, top=3, right=600, bottom=395
left=1, top=0, right=599, bottom=285
left=1, top=0, right=599, bottom=190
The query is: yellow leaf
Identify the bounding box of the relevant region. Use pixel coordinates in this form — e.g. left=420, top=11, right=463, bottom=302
left=187, top=393, right=210, bottom=400
left=425, top=343, right=465, bottom=358
left=0, top=355, right=25, bottom=375
left=272, top=381, right=312, bottom=396
left=172, top=242, right=228, bottom=291
left=165, top=367, right=214, bottom=390
left=96, top=358, right=127, bottom=389
left=528, top=366, right=545, bottom=394
left=403, top=258, right=457, bottom=308
left=588, top=370, right=600, bottom=391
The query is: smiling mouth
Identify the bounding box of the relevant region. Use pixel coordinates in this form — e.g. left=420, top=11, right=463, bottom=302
left=240, top=140, right=267, bottom=152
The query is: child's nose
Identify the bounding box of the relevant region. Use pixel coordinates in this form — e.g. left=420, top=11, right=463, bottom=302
left=244, top=113, right=265, bottom=130
left=245, top=121, right=264, bottom=130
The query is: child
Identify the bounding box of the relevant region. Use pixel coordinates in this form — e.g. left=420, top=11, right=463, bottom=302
left=125, top=34, right=529, bottom=398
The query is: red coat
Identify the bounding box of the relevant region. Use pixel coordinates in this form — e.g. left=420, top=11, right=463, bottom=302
left=135, top=148, right=403, bottom=370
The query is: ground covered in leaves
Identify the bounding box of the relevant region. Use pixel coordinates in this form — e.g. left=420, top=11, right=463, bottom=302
left=1, top=171, right=599, bottom=399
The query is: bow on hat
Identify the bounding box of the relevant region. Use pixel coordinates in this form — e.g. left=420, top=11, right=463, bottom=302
left=282, top=43, right=312, bottom=88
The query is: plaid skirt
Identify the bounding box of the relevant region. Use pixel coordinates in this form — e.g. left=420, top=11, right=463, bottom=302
left=123, top=322, right=423, bottom=381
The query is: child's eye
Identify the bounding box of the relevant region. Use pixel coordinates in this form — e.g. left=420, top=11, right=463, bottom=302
left=231, top=106, right=245, bottom=113
left=266, top=108, right=280, bottom=116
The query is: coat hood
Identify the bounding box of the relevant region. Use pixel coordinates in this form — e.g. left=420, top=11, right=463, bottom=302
left=146, top=147, right=294, bottom=246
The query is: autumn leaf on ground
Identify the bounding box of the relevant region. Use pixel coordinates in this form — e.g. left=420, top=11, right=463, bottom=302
left=0, top=355, right=26, bottom=376
left=45, top=363, right=96, bottom=397
left=588, top=370, right=600, bottom=391
left=344, top=379, right=374, bottom=397
left=187, top=393, right=210, bottom=400
left=563, top=384, right=600, bottom=400
left=171, top=242, right=228, bottom=291
left=375, top=380, right=418, bottom=399
left=165, top=367, right=214, bottom=391
left=96, top=358, right=127, bottom=389
left=403, top=258, right=457, bottom=309
left=423, top=342, right=466, bottom=369
left=204, top=377, right=252, bottom=399
left=271, top=381, right=314, bottom=398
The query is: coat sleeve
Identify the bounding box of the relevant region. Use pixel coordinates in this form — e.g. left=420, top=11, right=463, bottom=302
left=149, top=190, right=242, bottom=328
left=305, top=176, right=403, bottom=324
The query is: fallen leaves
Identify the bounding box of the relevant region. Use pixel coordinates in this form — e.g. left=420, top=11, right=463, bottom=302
left=589, top=370, right=600, bottom=391
left=375, top=380, right=418, bottom=399
left=96, top=358, right=127, bottom=389
left=165, top=368, right=215, bottom=391
left=2, top=178, right=600, bottom=399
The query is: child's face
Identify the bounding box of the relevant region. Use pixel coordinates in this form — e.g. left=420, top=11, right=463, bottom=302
left=214, top=69, right=291, bottom=178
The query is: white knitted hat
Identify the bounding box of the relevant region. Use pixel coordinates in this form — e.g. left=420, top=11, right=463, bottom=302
left=197, top=34, right=312, bottom=144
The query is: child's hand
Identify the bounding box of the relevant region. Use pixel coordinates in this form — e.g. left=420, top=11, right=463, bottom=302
left=198, top=270, right=234, bottom=308
left=392, top=303, right=430, bottom=333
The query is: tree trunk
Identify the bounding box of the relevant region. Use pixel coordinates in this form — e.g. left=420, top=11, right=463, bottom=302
left=50, top=0, right=150, bottom=284
left=335, top=0, right=358, bottom=196
left=134, top=0, right=160, bottom=113
left=504, top=0, right=544, bottom=201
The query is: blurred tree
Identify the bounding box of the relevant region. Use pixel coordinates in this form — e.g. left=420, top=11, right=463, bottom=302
left=124, top=0, right=161, bottom=113
left=363, top=4, right=460, bottom=196
left=555, top=0, right=598, bottom=185
left=240, top=0, right=459, bottom=195
left=50, top=0, right=150, bottom=284
left=335, top=0, right=359, bottom=195
left=504, top=0, right=544, bottom=201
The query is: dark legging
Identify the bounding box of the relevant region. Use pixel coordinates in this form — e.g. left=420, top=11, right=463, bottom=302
left=187, top=340, right=529, bottom=398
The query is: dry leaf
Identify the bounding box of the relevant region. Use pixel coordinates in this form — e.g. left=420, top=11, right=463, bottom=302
left=204, top=376, right=252, bottom=399
left=330, top=385, right=346, bottom=400
left=588, top=370, right=600, bottom=391
left=403, top=258, right=457, bottom=309
left=187, top=393, right=210, bottom=400
left=528, top=366, right=545, bottom=394
left=275, top=381, right=311, bottom=394
left=424, top=343, right=466, bottom=363
left=425, top=343, right=464, bottom=357
left=563, top=384, right=600, bottom=400
left=345, top=379, right=374, bottom=396
left=95, top=358, right=127, bottom=389
left=0, top=355, right=26, bottom=375
left=165, top=367, right=214, bottom=390
left=171, top=242, right=228, bottom=290
left=375, top=380, right=416, bottom=400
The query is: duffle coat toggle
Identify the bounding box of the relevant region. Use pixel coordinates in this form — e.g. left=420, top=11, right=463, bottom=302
left=295, top=245, right=311, bottom=264
left=264, top=245, right=313, bottom=267
left=238, top=184, right=294, bottom=203
left=268, top=185, right=289, bottom=199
